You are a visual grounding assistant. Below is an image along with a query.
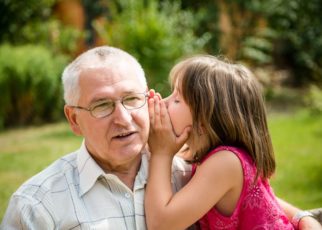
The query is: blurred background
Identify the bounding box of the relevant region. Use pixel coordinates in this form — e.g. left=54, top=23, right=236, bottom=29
left=0, top=0, right=321, bottom=221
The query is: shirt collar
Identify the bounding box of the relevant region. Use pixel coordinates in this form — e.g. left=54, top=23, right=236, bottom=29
left=77, top=141, right=105, bottom=197
left=134, top=149, right=149, bottom=190
left=77, top=141, right=149, bottom=196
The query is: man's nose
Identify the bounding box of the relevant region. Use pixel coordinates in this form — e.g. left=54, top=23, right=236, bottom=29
left=112, top=102, right=132, bottom=125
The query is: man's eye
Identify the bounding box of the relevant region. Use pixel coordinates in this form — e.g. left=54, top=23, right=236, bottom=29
left=93, top=101, right=113, bottom=111
left=124, top=96, right=140, bottom=102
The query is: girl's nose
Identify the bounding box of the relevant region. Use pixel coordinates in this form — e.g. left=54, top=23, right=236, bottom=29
left=162, top=96, right=170, bottom=107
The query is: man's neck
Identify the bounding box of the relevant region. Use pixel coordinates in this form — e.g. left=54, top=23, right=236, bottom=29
left=99, top=155, right=142, bottom=190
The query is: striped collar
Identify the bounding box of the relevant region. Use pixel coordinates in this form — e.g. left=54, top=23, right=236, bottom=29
left=77, top=141, right=148, bottom=196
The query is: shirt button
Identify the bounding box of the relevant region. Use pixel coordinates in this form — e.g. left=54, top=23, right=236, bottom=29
left=125, top=193, right=131, bottom=198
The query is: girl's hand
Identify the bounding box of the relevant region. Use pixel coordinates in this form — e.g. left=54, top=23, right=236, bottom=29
left=148, top=90, right=190, bottom=157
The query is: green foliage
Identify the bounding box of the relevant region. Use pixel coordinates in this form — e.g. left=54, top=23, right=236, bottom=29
left=0, top=0, right=82, bottom=55
left=267, top=0, right=322, bottom=85
left=0, top=44, right=68, bottom=129
left=305, top=85, right=322, bottom=115
left=97, top=0, right=210, bottom=95
left=16, top=19, right=82, bottom=55
left=0, top=0, right=56, bottom=43
left=264, top=87, right=306, bottom=114
left=240, top=28, right=277, bottom=65
left=182, top=0, right=322, bottom=85
left=48, top=20, right=84, bottom=54
left=183, top=0, right=276, bottom=65
left=181, top=1, right=221, bottom=54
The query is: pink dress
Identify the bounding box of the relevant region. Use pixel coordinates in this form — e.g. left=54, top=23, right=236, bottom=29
left=192, top=146, right=294, bottom=230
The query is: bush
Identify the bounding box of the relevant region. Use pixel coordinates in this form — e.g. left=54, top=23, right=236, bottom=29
left=305, top=85, right=322, bottom=115
left=0, top=0, right=56, bottom=43
left=267, top=0, right=322, bottom=85
left=0, top=0, right=82, bottom=56
left=96, top=0, right=210, bottom=95
left=0, top=44, right=68, bottom=129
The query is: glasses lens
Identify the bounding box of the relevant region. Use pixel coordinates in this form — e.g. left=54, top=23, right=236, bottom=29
left=91, top=101, right=114, bottom=118
left=123, top=93, right=146, bottom=109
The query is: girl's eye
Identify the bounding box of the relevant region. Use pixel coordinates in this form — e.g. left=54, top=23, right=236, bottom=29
left=174, top=99, right=180, bottom=103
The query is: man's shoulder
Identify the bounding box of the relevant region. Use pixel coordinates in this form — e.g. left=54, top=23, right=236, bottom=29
left=2, top=151, right=81, bottom=227
left=171, top=156, right=192, bottom=191
left=172, top=155, right=192, bottom=172
left=13, top=151, right=79, bottom=201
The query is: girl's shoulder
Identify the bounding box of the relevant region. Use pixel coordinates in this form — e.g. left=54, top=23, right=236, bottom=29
left=201, top=145, right=252, bottom=165
left=194, top=145, right=256, bottom=180
left=192, top=146, right=247, bottom=180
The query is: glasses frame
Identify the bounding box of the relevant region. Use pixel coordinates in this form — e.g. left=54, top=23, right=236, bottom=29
left=69, top=92, right=149, bottom=118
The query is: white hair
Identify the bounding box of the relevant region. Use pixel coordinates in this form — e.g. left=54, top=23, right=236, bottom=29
left=62, top=46, right=147, bottom=105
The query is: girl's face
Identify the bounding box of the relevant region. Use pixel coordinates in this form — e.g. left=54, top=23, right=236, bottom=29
left=164, top=80, right=193, bottom=137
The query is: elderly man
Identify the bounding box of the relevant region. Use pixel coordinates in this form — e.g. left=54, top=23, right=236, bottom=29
left=1, top=46, right=320, bottom=229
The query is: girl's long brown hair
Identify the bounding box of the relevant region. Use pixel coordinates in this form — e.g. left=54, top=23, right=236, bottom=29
left=170, top=55, right=275, bottom=180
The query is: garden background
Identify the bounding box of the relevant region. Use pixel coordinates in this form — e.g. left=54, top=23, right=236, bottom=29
left=0, top=0, right=322, bottom=221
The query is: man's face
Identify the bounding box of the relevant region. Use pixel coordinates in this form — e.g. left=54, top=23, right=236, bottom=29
left=66, top=65, right=149, bottom=170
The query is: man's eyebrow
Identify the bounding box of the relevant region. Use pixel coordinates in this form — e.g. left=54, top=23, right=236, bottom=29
left=90, top=98, right=110, bottom=105
left=87, top=96, right=112, bottom=106
left=88, top=90, right=139, bottom=105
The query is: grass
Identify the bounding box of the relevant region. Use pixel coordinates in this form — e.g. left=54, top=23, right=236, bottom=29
left=0, top=122, right=82, bottom=220
left=0, top=110, right=321, bottom=221
left=269, top=110, right=322, bottom=209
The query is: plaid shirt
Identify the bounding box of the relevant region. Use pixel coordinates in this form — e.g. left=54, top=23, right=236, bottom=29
left=1, top=142, right=192, bottom=230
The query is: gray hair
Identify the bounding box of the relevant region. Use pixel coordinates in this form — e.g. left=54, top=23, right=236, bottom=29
left=62, top=46, right=147, bottom=105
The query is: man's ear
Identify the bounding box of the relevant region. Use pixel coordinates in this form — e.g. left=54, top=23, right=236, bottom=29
left=64, top=105, right=83, bottom=136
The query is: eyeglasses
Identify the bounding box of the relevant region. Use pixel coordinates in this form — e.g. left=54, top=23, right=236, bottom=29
left=70, top=92, right=148, bottom=118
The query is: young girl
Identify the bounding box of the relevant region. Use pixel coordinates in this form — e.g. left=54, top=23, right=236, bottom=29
left=145, top=55, right=294, bottom=229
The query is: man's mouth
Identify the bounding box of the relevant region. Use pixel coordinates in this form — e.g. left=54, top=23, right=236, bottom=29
left=113, top=131, right=136, bottom=139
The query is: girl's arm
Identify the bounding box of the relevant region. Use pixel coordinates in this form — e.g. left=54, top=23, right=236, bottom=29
left=145, top=95, right=242, bottom=230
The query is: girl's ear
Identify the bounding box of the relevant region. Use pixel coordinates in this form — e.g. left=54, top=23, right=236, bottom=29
left=64, top=105, right=83, bottom=136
